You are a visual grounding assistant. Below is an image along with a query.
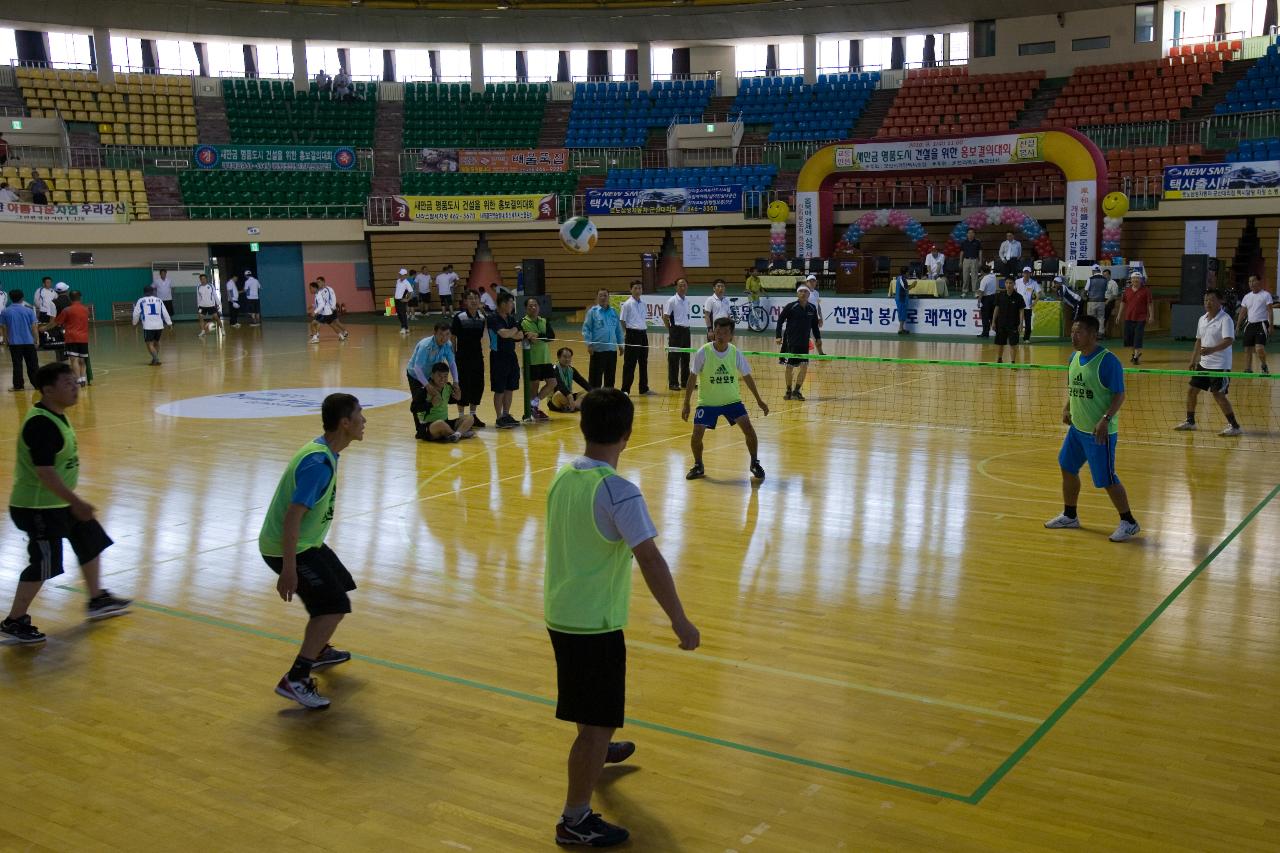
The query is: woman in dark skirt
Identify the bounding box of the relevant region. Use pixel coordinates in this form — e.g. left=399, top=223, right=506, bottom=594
left=450, top=290, right=488, bottom=428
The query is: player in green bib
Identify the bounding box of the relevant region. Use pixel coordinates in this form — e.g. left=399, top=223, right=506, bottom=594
left=544, top=387, right=700, bottom=848
left=417, top=361, right=476, bottom=441
left=1045, top=316, right=1141, bottom=542
left=2, top=363, right=130, bottom=645
left=259, top=393, right=366, bottom=709
left=520, top=296, right=557, bottom=422
left=682, top=316, right=771, bottom=481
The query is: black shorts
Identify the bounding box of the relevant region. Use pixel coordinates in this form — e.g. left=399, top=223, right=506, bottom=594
left=65, top=342, right=89, bottom=359
left=439, top=294, right=454, bottom=309
left=1123, top=320, right=1146, bottom=348
left=198, top=307, right=218, bottom=318
left=316, top=313, right=336, bottom=325
left=1189, top=369, right=1230, bottom=394
left=143, top=329, right=164, bottom=343
left=529, top=362, right=555, bottom=381
left=9, top=506, right=114, bottom=582
left=1243, top=322, right=1269, bottom=347
left=262, top=544, right=356, bottom=617
left=548, top=628, right=626, bottom=729
left=424, top=418, right=460, bottom=438
left=994, top=327, right=1020, bottom=346
left=490, top=352, right=520, bottom=392
left=778, top=349, right=809, bottom=367
left=246, top=298, right=261, bottom=313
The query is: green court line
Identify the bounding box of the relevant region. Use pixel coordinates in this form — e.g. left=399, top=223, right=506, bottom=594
left=52, top=587, right=969, bottom=801
left=965, top=481, right=1280, bottom=804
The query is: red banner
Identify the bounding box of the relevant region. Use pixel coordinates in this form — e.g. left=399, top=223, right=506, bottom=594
left=458, top=149, right=569, bottom=174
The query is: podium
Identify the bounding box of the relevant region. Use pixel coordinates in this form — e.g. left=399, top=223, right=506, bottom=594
left=834, top=252, right=871, bottom=294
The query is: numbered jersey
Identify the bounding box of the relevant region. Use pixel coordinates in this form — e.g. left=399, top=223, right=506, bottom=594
left=133, top=295, right=171, bottom=330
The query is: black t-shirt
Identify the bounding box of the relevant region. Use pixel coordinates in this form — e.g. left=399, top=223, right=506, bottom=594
left=486, top=311, right=518, bottom=357
left=960, top=238, right=982, bottom=259
left=450, top=309, right=487, bottom=356
left=22, top=403, right=67, bottom=466
left=994, top=290, right=1026, bottom=329
left=776, top=301, right=822, bottom=351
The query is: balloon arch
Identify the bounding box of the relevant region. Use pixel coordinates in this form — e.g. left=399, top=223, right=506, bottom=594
left=944, top=207, right=1056, bottom=260
left=836, top=209, right=936, bottom=257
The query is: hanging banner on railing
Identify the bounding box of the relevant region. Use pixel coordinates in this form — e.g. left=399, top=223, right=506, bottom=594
left=459, top=149, right=569, bottom=173
left=1, top=201, right=129, bottom=224
left=391, top=194, right=558, bottom=223
left=585, top=186, right=744, bottom=215
left=832, top=134, right=1045, bottom=172
left=193, top=145, right=358, bottom=172
left=1163, top=161, right=1280, bottom=199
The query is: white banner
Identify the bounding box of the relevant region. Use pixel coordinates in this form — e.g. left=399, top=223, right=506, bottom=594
left=0, top=201, right=130, bottom=224
left=682, top=230, right=709, bottom=267
left=1184, top=220, right=1218, bottom=256
left=795, top=191, right=819, bottom=259
left=1063, top=180, right=1096, bottom=266
left=833, top=133, right=1043, bottom=173
left=631, top=294, right=984, bottom=336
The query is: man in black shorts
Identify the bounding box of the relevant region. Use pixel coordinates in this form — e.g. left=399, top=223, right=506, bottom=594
left=2, top=362, right=130, bottom=644
left=258, top=393, right=366, bottom=709
left=415, top=362, right=476, bottom=442
left=544, top=388, right=700, bottom=848
left=775, top=284, right=823, bottom=401
left=991, top=275, right=1026, bottom=364
left=486, top=290, right=525, bottom=428
left=1175, top=289, right=1243, bottom=436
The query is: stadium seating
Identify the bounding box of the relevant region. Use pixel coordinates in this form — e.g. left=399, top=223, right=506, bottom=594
left=178, top=169, right=370, bottom=218
left=603, top=165, right=776, bottom=192
left=733, top=73, right=876, bottom=142
left=14, top=67, right=196, bottom=147
left=400, top=170, right=578, bottom=196
left=1216, top=42, right=1280, bottom=114
left=221, top=79, right=376, bottom=146
left=879, top=67, right=1044, bottom=137
left=1048, top=54, right=1221, bottom=126
left=403, top=82, right=548, bottom=148
left=565, top=79, right=715, bottom=148
left=1225, top=137, right=1280, bottom=161
left=1, top=164, right=150, bottom=217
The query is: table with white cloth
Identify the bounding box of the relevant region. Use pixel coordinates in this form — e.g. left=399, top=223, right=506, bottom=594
left=886, top=278, right=948, bottom=297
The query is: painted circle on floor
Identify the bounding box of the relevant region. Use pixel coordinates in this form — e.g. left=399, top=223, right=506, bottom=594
left=155, top=387, right=409, bottom=419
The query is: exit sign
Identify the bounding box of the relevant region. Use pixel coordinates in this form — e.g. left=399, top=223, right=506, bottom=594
left=249, top=242, right=260, bottom=252
left=10, top=120, right=22, bottom=130
left=706, top=124, right=715, bottom=132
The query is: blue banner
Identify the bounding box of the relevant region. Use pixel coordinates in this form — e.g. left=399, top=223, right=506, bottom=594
left=1163, top=161, right=1280, bottom=199
left=585, top=185, right=744, bottom=215
left=193, top=145, right=358, bottom=172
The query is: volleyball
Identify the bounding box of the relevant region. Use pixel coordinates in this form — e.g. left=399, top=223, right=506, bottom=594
left=559, top=216, right=598, bottom=254
left=766, top=200, right=791, bottom=223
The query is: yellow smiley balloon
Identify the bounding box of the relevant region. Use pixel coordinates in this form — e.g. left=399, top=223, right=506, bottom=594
left=1102, top=191, right=1129, bottom=218
left=766, top=200, right=791, bottom=223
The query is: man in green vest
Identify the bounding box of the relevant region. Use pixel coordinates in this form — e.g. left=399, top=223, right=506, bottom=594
left=1044, top=315, right=1141, bottom=542
left=417, top=361, right=476, bottom=442
left=544, top=388, right=700, bottom=848
left=3, top=362, right=130, bottom=645
left=259, top=393, right=366, bottom=709
left=520, top=295, right=556, bottom=422
left=681, top=316, right=771, bottom=482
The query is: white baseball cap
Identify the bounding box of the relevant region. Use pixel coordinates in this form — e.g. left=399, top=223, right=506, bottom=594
left=244, top=270, right=253, bottom=276
left=55, top=282, right=69, bottom=292
left=1021, top=266, right=1032, bottom=273
left=1091, top=264, right=1102, bottom=272
left=1053, top=275, right=1065, bottom=283
left=805, top=273, right=817, bottom=281
left=399, top=268, right=408, bottom=275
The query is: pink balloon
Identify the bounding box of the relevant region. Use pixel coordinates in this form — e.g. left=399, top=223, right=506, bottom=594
left=966, top=213, right=986, bottom=227
left=1002, top=208, right=1023, bottom=225
left=858, top=213, right=877, bottom=228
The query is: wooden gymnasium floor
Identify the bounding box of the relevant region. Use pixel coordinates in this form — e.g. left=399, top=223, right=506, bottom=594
left=1, top=317, right=1277, bottom=852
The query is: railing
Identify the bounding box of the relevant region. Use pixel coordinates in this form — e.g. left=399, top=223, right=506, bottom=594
left=1077, top=109, right=1280, bottom=151
left=9, top=60, right=97, bottom=72
left=1165, top=30, right=1247, bottom=53
left=109, top=65, right=195, bottom=77
left=668, top=112, right=743, bottom=127
left=151, top=203, right=365, bottom=221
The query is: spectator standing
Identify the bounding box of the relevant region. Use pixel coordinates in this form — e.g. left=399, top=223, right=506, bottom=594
left=486, top=291, right=525, bottom=428
left=132, top=285, right=172, bottom=365
left=480, top=286, right=498, bottom=314
left=153, top=269, right=175, bottom=319
left=1175, top=290, right=1242, bottom=435
left=333, top=69, right=354, bottom=101
left=1104, top=274, right=1121, bottom=338
left=450, top=290, right=488, bottom=428
left=744, top=268, right=763, bottom=304
left=416, top=267, right=434, bottom=315
left=2, top=289, right=40, bottom=390
left=28, top=172, right=50, bottom=206
left=619, top=280, right=652, bottom=397
left=34, top=278, right=58, bottom=323
left=1121, top=272, right=1154, bottom=365
left=991, top=276, right=1026, bottom=364
left=998, top=232, right=1022, bottom=273
left=977, top=264, right=999, bottom=337
left=394, top=269, right=413, bottom=334
left=225, top=274, right=241, bottom=328
left=582, top=288, right=623, bottom=389
left=315, top=69, right=331, bottom=94
left=663, top=278, right=692, bottom=391
left=703, top=279, right=731, bottom=339
left=775, top=285, right=823, bottom=401
left=520, top=296, right=557, bottom=422
left=1015, top=267, right=1041, bottom=342
left=436, top=264, right=458, bottom=313
left=960, top=229, right=983, bottom=295
left=1236, top=274, right=1275, bottom=374
left=243, top=270, right=263, bottom=326
left=1084, top=265, right=1109, bottom=336
left=49, top=290, right=90, bottom=386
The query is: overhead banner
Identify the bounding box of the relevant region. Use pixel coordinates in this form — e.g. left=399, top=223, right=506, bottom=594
left=459, top=149, right=569, bottom=173
left=832, top=134, right=1044, bottom=173
left=193, top=145, right=357, bottom=172
left=585, top=186, right=744, bottom=216
left=1163, top=161, right=1280, bottom=199
left=391, top=194, right=558, bottom=223
left=1, top=201, right=129, bottom=224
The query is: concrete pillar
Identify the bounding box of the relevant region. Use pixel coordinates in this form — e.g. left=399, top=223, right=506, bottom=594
left=637, top=41, right=652, bottom=91
left=93, top=27, right=115, bottom=86
left=469, top=43, right=484, bottom=93
left=803, top=34, right=817, bottom=85
left=942, top=33, right=951, bottom=65
left=292, top=38, right=308, bottom=93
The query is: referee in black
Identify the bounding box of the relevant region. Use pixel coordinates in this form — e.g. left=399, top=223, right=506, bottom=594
left=663, top=277, right=692, bottom=391
left=776, top=284, right=823, bottom=401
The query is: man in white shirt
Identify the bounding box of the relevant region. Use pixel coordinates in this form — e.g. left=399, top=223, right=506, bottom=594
left=0, top=182, right=18, bottom=203
left=132, top=284, right=173, bottom=365
left=802, top=273, right=824, bottom=325
left=1014, top=267, right=1041, bottom=342
left=1175, top=289, right=1242, bottom=435
left=153, top=269, right=175, bottom=319
left=925, top=248, right=946, bottom=282
left=619, top=279, right=653, bottom=396
left=480, top=287, right=498, bottom=313
left=977, top=264, right=999, bottom=337
left=195, top=273, right=221, bottom=337
left=394, top=269, right=413, bottom=334
left=241, top=271, right=262, bottom=326
left=436, top=264, right=458, bottom=313
left=308, top=277, right=348, bottom=343
left=703, top=279, right=732, bottom=339
left=415, top=267, right=433, bottom=316
left=225, top=275, right=241, bottom=328
left=33, top=278, right=59, bottom=322
left=998, top=232, right=1022, bottom=274
left=1236, top=274, right=1274, bottom=374
left=663, top=277, right=692, bottom=391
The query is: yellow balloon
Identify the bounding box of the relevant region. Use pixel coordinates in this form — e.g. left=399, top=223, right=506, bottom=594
left=766, top=200, right=791, bottom=223
left=1102, top=191, right=1129, bottom=218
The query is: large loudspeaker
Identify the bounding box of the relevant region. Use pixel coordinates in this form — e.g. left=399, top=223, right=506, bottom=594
left=1180, top=254, right=1218, bottom=305
left=522, top=258, right=545, bottom=297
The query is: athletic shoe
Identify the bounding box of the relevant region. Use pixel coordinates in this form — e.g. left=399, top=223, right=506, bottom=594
left=784, top=390, right=793, bottom=400
left=555, top=812, right=629, bottom=848
left=339, top=332, right=349, bottom=341
left=669, top=384, right=680, bottom=391
left=274, top=676, right=330, bottom=710
left=792, top=390, right=805, bottom=401
left=1109, top=520, right=1141, bottom=542
left=1220, top=426, right=1243, bottom=436
left=399, top=328, right=409, bottom=335
left=532, top=409, right=551, bottom=422
left=149, top=357, right=159, bottom=366
left=76, top=378, right=87, bottom=386
left=471, top=416, right=487, bottom=429
left=309, top=334, right=320, bottom=343
left=310, top=644, right=352, bottom=670
left=1043, top=514, right=1081, bottom=529
left=0, top=615, right=46, bottom=644
left=1261, top=366, right=1270, bottom=375
left=685, top=462, right=705, bottom=480
left=448, top=432, right=461, bottom=442
left=640, top=389, right=656, bottom=396
left=497, top=415, right=520, bottom=429
left=8, top=387, right=25, bottom=392
left=1243, top=368, right=1254, bottom=374
left=197, top=330, right=206, bottom=338
left=232, top=323, right=241, bottom=329
left=86, top=590, right=132, bottom=621
left=461, top=430, right=476, bottom=439
left=750, top=460, right=766, bottom=480
left=605, top=741, right=635, bottom=764
left=1173, top=421, right=1197, bottom=431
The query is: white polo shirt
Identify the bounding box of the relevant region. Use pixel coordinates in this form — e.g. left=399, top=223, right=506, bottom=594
left=978, top=273, right=999, bottom=296
left=704, top=293, right=731, bottom=326
left=620, top=296, right=648, bottom=330
left=664, top=293, right=690, bottom=327
left=437, top=271, right=458, bottom=296
left=1196, top=309, right=1235, bottom=371
left=417, top=273, right=433, bottom=295
left=243, top=276, right=261, bottom=299
left=153, top=276, right=174, bottom=301
left=394, top=277, right=414, bottom=300
left=1015, top=278, right=1041, bottom=305
left=1240, top=290, right=1275, bottom=324
left=925, top=253, right=945, bottom=278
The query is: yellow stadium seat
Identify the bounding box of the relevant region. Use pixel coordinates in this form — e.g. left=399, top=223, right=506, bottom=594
left=130, top=179, right=145, bottom=192
left=74, top=111, right=89, bottom=121
left=84, top=179, right=100, bottom=191
left=103, top=190, right=118, bottom=202
left=129, top=170, right=142, bottom=180
left=101, top=134, right=115, bottom=144
left=70, top=191, right=85, bottom=203
left=86, top=191, right=101, bottom=203
left=67, top=168, right=83, bottom=179
left=51, top=168, right=67, bottom=180
left=119, top=191, right=133, bottom=204
left=52, top=190, right=68, bottom=203
left=18, top=167, right=32, bottom=179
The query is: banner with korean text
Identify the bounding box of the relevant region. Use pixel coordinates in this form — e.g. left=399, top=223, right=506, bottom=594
left=391, top=194, right=558, bottom=223
left=1, top=201, right=129, bottom=224
left=459, top=149, right=569, bottom=173
left=831, top=134, right=1044, bottom=172
left=193, top=145, right=358, bottom=172
left=585, top=186, right=744, bottom=215
left=1163, top=161, right=1280, bottom=199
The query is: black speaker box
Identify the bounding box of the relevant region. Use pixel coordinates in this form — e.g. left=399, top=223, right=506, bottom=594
left=522, top=258, right=546, bottom=297
left=1180, top=254, right=1216, bottom=305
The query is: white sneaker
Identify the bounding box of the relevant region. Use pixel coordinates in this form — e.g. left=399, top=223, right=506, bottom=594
left=197, top=330, right=206, bottom=338
left=1173, top=421, right=1196, bottom=431
left=274, top=676, right=330, bottom=709
left=1044, top=514, right=1081, bottom=529
left=339, top=331, right=349, bottom=341
left=1220, top=426, right=1243, bottom=436
left=232, top=323, right=241, bottom=328
left=399, top=328, right=409, bottom=335
left=309, top=334, right=320, bottom=343
left=1109, top=520, right=1140, bottom=542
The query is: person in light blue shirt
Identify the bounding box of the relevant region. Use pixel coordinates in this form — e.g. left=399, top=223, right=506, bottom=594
left=581, top=288, right=623, bottom=389
left=1, top=289, right=40, bottom=390
left=405, top=322, right=459, bottom=436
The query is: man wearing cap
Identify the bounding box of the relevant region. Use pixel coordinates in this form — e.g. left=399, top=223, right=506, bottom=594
left=1120, top=272, right=1153, bottom=365
left=803, top=274, right=823, bottom=326
left=394, top=269, right=414, bottom=335
left=243, top=271, right=262, bottom=326
left=34, top=278, right=58, bottom=324
left=154, top=269, right=175, bottom=319
left=1015, top=267, right=1041, bottom=343
left=776, top=285, right=823, bottom=401
left=1085, top=264, right=1109, bottom=336
left=977, top=263, right=999, bottom=337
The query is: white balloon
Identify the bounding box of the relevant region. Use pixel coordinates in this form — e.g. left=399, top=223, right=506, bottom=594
left=874, top=209, right=890, bottom=227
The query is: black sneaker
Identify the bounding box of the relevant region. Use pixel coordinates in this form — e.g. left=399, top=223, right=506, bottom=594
left=792, top=389, right=805, bottom=401
left=1, top=615, right=46, bottom=644
left=605, top=741, right=635, bottom=764
left=497, top=415, right=520, bottom=429
left=750, top=460, right=766, bottom=480
left=471, top=416, right=487, bottom=429
left=555, top=812, right=629, bottom=848
left=87, top=590, right=132, bottom=621
left=784, top=390, right=793, bottom=400
left=685, top=462, right=705, bottom=480
left=310, top=644, right=352, bottom=670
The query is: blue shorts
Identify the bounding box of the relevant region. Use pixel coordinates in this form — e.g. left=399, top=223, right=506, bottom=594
left=1058, top=426, right=1120, bottom=489
left=693, top=401, right=748, bottom=429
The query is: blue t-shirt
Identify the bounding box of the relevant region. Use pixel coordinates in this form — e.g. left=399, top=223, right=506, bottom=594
left=291, top=438, right=338, bottom=509
left=0, top=302, right=38, bottom=345
left=1075, top=348, right=1125, bottom=394
left=487, top=311, right=518, bottom=355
